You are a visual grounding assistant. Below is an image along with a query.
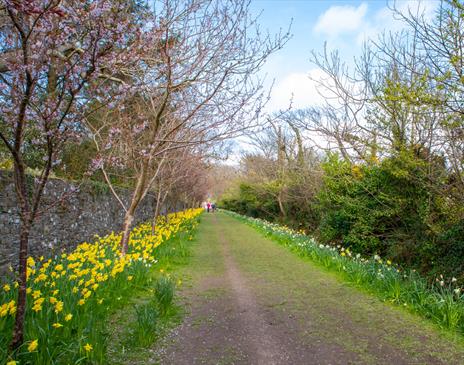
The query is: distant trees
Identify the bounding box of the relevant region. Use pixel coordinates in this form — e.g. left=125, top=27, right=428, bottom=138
left=221, top=114, right=322, bottom=230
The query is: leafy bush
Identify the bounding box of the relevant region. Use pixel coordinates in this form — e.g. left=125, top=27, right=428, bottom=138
left=316, top=151, right=458, bottom=278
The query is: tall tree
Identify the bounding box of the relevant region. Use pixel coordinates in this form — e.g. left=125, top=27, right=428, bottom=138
left=0, top=0, right=146, bottom=349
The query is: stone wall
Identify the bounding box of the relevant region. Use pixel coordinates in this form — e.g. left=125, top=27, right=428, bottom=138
left=0, top=171, right=161, bottom=272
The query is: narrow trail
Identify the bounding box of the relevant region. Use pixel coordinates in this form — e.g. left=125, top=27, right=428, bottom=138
left=218, top=215, right=285, bottom=364
left=153, top=212, right=464, bottom=365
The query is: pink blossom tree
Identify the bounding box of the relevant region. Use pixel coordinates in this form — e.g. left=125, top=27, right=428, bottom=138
left=0, top=0, right=147, bottom=349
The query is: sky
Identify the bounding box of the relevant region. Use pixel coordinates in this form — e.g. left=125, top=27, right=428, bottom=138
left=250, top=0, right=439, bottom=112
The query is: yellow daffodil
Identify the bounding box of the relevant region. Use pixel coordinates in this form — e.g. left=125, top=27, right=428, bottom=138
left=28, top=339, right=38, bottom=352
left=84, top=343, right=93, bottom=352
left=55, top=301, right=64, bottom=313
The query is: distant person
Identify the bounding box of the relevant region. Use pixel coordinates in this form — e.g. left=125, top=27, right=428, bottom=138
left=207, top=202, right=211, bottom=213
left=212, top=203, right=216, bottom=212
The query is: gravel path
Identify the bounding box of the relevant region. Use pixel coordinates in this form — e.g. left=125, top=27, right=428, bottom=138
left=153, top=212, right=464, bottom=365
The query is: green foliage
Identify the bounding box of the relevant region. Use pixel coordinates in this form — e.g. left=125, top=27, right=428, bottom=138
left=131, top=301, right=160, bottom=347
left=220, top=179, right=319, bottom=231
left=55, top=139, right=97, bottom=180
left=154, top=276, right=175, bottom=315
left=316, top=151, right=463, bottom=279
left=220, top=182, right=280, bottom=220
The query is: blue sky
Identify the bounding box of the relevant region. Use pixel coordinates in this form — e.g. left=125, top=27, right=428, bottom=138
left=250, top=0, right=439, bottom=111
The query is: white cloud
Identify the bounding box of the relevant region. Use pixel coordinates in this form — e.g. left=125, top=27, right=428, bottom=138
left=313, top=1, right=439, bottom=46
left=395, top=0, right=438, bottom=20
left=314, top=3, right=368, bottom=37
left=356, top=0, right=439, bottom=45
left=266, top=68, right=327, bottom=112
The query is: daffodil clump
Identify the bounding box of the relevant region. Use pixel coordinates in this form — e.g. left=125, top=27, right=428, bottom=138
left=224, top=210, right=464, bottom=335
left=1, top=208, right=202, bottom=365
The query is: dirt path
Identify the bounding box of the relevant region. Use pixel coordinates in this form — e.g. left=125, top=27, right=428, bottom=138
left=153, top=212, right=464, bottom=365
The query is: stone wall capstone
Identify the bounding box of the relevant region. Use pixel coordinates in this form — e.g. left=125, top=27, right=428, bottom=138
left=0, top=171, right=158, bottom=272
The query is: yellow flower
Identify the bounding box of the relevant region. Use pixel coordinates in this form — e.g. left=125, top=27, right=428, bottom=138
left=84, top=343, right=93, bottom=352
left=52, top=322, right=63, bottom=328
left=341, top=252, right=346, bottom=257
left=78, top=299, right=85, bottom=306
left=6, top=360, right=17, bottom=365
left=34, top=272, right=48, bottom=283
left=127, top=276, right=133, bottom=281
left=98, top=298, right=104, bottom=304
left=28, top=339, right=38, bottom=352
left=55, top=301, right=64, bottom=313
left=65, top=313, right=73, bottom=321
left=0, top=305, right=8, bottom=317
left=8, top=301, right=16, bottom=315
left=26, top=287, right=32, bottom=294
left=387, top=260, right=392, bottom=265
left=32, top=290, right=41, bottom=299
left=27, top=257, right=35, bottom=267
left=49, top=297, right=57, bottom=304
left=3, top=284, right=11, bottom=292
left=32, top=304, right=42, bottom=312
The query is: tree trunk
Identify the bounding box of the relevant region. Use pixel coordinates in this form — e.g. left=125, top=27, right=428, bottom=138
left=10, top=159, right=32, bottom=350
left=120, top=211, right=134, bottom=255
left=10, top=219, right=31, bottom=350
left=277, top=190, right=286, bottom=220
left=120, top=161, right=149, bottom=254
left=151, top=188, right=163, bottom=234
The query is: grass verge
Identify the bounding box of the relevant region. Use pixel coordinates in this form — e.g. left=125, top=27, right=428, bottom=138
left=106, top=221, right=200, bottom=364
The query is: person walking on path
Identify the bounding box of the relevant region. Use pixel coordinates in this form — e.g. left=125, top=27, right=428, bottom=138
left=207, top=202, right=211, bottom=213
